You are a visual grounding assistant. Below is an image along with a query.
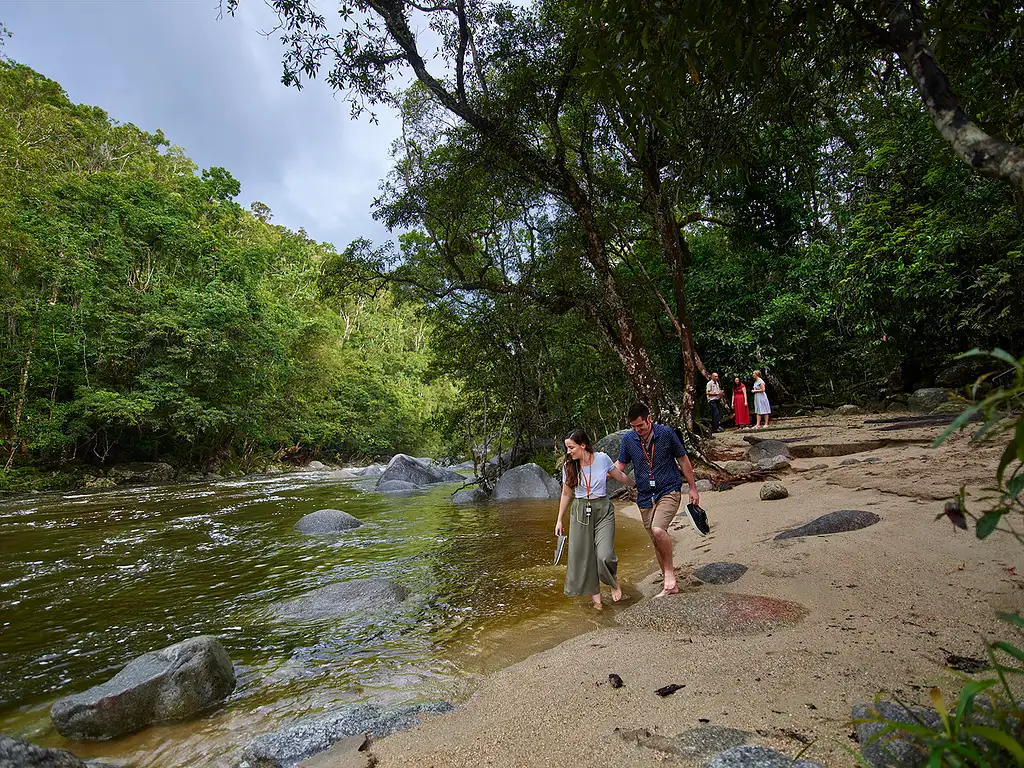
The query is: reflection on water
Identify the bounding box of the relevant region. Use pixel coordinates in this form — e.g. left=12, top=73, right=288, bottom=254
left=0, top=473, right=651, bottom=766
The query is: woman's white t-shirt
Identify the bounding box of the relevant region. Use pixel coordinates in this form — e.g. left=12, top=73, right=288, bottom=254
left=561, top=452, right=615, bottom=498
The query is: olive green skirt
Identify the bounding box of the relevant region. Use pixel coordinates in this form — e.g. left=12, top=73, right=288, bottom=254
left=564, top=496, right=618, bottom=597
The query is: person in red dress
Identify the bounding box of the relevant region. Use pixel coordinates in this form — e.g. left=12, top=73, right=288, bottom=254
left=732, top=376, right=750, bottom=428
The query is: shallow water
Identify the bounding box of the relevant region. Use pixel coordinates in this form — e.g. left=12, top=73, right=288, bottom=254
left=0, top=472, right=651, bottom=766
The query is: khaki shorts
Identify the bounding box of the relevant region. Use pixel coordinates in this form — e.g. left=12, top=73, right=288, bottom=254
left=639, top=490, right=682, bottom=533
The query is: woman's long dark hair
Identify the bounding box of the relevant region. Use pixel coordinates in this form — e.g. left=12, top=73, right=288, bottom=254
left=563, top=428, right=593, bottom=490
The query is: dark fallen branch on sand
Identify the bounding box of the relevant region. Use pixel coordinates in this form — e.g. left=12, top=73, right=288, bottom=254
left=868, top=414, right=982, bottom=431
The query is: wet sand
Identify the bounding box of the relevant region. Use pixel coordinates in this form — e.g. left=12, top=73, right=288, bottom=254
left=362, top=416, right=1023, bottom=767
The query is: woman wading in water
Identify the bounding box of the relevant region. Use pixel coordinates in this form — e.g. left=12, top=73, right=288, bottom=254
left=555, top=429, right=636, bottom=609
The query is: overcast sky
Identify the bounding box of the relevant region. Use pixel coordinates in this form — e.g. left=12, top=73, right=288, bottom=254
left=1, top=0, right=400, bottom=250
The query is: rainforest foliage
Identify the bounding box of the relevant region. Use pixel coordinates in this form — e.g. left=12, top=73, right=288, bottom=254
left=272, top=0, right=1023, bottom=444
left=3, top=0, right=1024, bottom=485
left=0, top=60, right=453, bottom=485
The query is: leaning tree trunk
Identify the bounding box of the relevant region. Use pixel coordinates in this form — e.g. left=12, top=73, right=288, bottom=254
left=884, top=0, right=1024, bottom=190
left=641, top=147, right=703, bottom=432
left=653, top=202, right=700, bottom=432
left=569, top=192, right=675, bottom=419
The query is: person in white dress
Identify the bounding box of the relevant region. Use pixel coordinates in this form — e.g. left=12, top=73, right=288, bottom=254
left=752, top=370, right=771, bottom=429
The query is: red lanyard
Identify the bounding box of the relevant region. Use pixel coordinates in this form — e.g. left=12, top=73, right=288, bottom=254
left=580, top=456, right=593, bottom=498
left=640, top=433, right=656, bottom=478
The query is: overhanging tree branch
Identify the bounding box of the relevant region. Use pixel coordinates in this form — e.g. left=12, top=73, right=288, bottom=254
left=882, top=0, right=1024, bottom=190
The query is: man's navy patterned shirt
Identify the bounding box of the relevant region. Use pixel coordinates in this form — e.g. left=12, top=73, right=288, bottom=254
left=617, top=423, right=687, bottom=508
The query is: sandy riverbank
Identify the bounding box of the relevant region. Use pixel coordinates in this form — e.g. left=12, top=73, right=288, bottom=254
left=356, top=416, right=1023, bottom=767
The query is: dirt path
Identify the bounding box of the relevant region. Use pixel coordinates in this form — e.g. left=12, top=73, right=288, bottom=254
left=360, top=417, right=1023, bottom=767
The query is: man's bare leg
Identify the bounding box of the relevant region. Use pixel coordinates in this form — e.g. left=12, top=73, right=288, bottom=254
left=650, top=527, right=678, bottom=596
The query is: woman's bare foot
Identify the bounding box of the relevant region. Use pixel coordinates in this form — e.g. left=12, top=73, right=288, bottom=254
left=592, top=595, right=603, bottom=610
left=654, top=585, right=679, bottom=598
left=611, top=586, right=623, bottom=602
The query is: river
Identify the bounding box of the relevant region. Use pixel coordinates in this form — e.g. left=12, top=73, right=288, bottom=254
left=0, top=471, right=651, bottom=766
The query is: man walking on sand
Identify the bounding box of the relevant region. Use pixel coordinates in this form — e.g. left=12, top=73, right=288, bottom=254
left=706, top=372, right=725, bottom=433
left=616, top=403, right=709, bottom=597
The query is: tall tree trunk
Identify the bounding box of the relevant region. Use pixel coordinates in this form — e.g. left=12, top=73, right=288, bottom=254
left=4, top=303, right=39, bottom=472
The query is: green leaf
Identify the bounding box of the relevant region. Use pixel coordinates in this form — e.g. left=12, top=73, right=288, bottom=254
left=997, top=438, right=1020, bottom=485
left=1006, top=472, right=1024, bottom=501
left=953, top=679, right=997, bottom=723
left=975, top=510, right=1003, bottom=539
left=996, top=612, right=1024, bottom=628
left=934, top=404, right=982, bottom=447
left=930, top=687, right=951, bottom=734
left=986, top=347, right=1021, bottom=368
left=991, top=640, right=1024, bottom=663
left=960, top=724, right=1024, bottom=763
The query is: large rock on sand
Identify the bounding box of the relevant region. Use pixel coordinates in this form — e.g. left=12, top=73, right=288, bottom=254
left=617, top=592, right=807, bottom=635
left=692, top=562, right=748, bottom=585
left=908, top=388, right=952, bottom=413
left=239, top=701, right=454, bottom=768
left=270, top=578, right=408, bottom=621
left=594, top=430, right=629, bottom=456
left=0, top=734, right=120, bottom=767
left=50, top=636, right=236, bottom=741
left=294, top=509, right=362, bottom=533
left=759, top=481, right=789, bottom=501
left=852, top=701, right=941, bottom=768
left=375, top=455, right=462, bottom=488
left=723, top=460, right=755, bottom=476
left=492, top=464, right=561, bottom=500
left=705, top=745, right=824, bottom=768
left=746, top=440, right=791, bottom=465
left=757, top=456, right=791, bottom=471
left=775, top=510, right=880, bottom=540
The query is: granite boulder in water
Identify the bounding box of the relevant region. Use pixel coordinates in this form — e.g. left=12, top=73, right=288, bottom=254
left=376, top=454, right=463, bottom=487
left=376, top=479, right=421, bottom=494
left=775, top=510, right=880, bottom=540
left=294, top=509, right=363, bottom=533
left=451, top=487, right=487, bottom=504
left=239, top=701, right=454, bottom=768
left=105, top=461, right=175, bottom=486
left=0, top=734, right=121, bottom=768
left=270, top=578, right=409, bottom=621
left=492, top=463, right=561, bottom=500
left=49, top=635, right=236, bottom=741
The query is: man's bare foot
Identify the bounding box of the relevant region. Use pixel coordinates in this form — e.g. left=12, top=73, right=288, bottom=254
left=654, top=585, right=679, bottom=598
left=611, top=586, right=623, bottom=602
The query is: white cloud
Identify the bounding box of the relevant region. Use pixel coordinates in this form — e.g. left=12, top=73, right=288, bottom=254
left=1, top=0, right=402, bottom=250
